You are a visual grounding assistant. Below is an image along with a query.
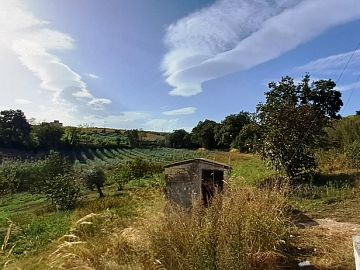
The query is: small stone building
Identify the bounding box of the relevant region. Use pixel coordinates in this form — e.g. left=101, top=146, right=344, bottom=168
left=164, top=158, right=231, bottom=208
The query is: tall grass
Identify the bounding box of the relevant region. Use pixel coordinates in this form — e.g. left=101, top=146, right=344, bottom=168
left=7, top=186, right=293, bottom=270
left=149, top=187, right=292, bottom=270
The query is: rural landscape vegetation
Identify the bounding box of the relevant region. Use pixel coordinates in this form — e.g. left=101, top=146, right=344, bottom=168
left=0, top=74, right=360, bottom=269
left=1, top=0, right=360, bottom=269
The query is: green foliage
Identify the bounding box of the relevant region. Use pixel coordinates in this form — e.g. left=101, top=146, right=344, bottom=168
left=215, top=111, right=252, bottom=148
left=165, top=129, right=192, bottom=148
left=325, top=115, right=360, bottom=149
left=191, top=119, right=219, bottom=149
left=109, top=157, right=163, bottom=190
left=235, top=122, right=262, bottom=152
left=32, top=122, right=64, bottom=149
left=126, top=129, right=140, bottom=148
left=81, top=168, right=106, bottom=197
left=345, top=140, right=360, bottom=169
left=0, top=109, right=31, bottom=148
left=62, top=127, right=80, bottom=147
left=0, top=160, right=44, bottom=195
left=257, top=75, right=343, bottom=180
left=38, top=151, right=80, bottom=210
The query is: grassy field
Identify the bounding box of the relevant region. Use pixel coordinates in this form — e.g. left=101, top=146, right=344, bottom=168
left=1, top=149, right=360, bottom=269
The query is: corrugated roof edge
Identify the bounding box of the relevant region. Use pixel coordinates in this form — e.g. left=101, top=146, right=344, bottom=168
left=164, top=158, right=232, bottom=169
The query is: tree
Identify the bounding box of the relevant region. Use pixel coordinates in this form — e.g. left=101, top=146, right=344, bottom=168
left=257, top=75, right=342, bottom=180
left=33, top=122, right=64, bottom=149
left=126, top=129, right=140, bottom=148
left=165, top=129, right=192, bottom=148
left=191, top=120, right=219, bottom=149
left=235, top=122, right=262, bottom=153
left=82, top=168, right=106, bottom=198
left=215, top=111, right=252, bottom=148
left=0, top=109, right=31, bottom=148
left=38, top=151, right=80, bottom=210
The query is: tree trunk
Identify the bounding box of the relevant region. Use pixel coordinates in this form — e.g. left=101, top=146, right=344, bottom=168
left=96, top=184, right=104, bottom=198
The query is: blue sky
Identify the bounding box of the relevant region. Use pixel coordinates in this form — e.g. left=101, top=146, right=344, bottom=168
left=0, top=0, right=360, bottom=131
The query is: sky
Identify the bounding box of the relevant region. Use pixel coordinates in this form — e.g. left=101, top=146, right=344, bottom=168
left=0, top=0, right=360, bottom=131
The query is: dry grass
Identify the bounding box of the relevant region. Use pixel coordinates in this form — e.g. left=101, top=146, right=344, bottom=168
left=294, top=224, right=356, bottom=269
left=3, top=185, right=295, bottom=270
left=149, top=187, right=294, bottom=270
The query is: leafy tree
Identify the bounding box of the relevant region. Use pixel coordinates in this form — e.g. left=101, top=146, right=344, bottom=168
left=191, top=120, right=219, bottom=149
left=257, top=75, right=342, bottom=180
left=165, top=129, right=192, bottom=148
left=33, top=122, right=64, bottom=149
left=38, top=151, right=80, bottom=210
left=0, top=109, right=31, bottom=148
left=356, top=110, right=360, bottom=116
left=215, top=111, right=252, bottom=148
left=236, top=122, right=263, bottom=152
left=126, top=129, right=140, bottom=148
left=82, top=168, right=106, bottom=197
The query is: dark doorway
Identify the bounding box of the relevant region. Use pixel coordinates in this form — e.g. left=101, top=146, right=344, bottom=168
left=201, top=169, right=224, bottom=206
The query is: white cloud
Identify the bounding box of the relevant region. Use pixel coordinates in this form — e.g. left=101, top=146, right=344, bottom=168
left=162, top=106, right=197, bottom=116
left=87, top=98, right=112, bottom=110
left=338, top=82, right=360, bottom=92
left=0, top=0, right=111, bottom=123
left=145, top=118, right=179, bottom=132
left=297, top=50, right=360, bottom=73
left=85, top=73, right=100, bottom=79
left=162, top=0, right=360, bottom=96
left=14, top=98, right=31, bottom=105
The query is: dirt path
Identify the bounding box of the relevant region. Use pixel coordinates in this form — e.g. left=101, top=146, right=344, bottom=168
left=294, top=216, right=359, bottom=269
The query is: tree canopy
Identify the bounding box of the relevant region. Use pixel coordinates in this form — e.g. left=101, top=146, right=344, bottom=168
left=257, top=75, right=343, bottom=179
left=0, top=109, right=31, bottom=148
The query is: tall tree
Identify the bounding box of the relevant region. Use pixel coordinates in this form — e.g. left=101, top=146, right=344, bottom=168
left=257, top=75, right=342, bottom=180
left=126, top=129, right=140, bottom=148
left=215, top=111, right=252, bottom=148
left=0, top=109, right=31, bottom=148
left=165, top=129, right=192, bottom=148
left=191, top=120, right=219, bottom=149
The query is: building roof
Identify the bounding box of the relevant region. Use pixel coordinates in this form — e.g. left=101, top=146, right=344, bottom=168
left=164, top=158, right=232, bottom=169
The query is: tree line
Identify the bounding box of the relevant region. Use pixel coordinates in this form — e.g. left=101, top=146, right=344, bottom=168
left=0, top=111, right=145, bottom=151
left=166, top=74, right=360, bottom=181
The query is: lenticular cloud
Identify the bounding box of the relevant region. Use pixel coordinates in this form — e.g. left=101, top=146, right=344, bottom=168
left=162, top=0, right=360, bottom=97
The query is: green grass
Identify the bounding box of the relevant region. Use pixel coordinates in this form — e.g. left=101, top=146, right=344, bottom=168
left=230, top=155, right=276, bottom=185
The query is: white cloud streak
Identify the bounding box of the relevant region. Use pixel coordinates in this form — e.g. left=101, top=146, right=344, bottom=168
left=15, top=98, right=31, bottom=105
left=85, top=73, right=100, bottom=79
left=163, top=0, right=360, bottom=97
left=162, top=106, right=197, bottom=116
left=0, top=0, right=111, bottom=119
left=297, top=50, right=360, bottom=73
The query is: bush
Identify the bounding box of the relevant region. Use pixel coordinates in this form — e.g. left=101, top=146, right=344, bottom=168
left=0, top=160, right=44, bottom=195
left=345, top=140, right=360, bottom=169
left=108, top=158, right=163, bottom=190
left=150, top=187, right=292, bottom=269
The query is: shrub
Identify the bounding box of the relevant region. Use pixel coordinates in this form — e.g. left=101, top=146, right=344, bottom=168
left=108, top=158, right=163, bottom=190
left=345, top=140, right=360, bottom=169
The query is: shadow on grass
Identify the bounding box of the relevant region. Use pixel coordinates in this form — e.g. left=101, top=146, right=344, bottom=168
left=311, top=171, right=360, bottom=188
